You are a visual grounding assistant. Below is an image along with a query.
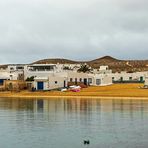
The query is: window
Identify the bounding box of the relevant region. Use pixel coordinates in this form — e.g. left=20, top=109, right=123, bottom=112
left=55, top=81, right=58, bottom=84
left=79, top=78, right=82, bottom=82
left=129, top=77, right=132, bottom=80
left=75, top=78, right=77, bottom=84
left=120, top=77, right=123, bottom=81
left=10, top=67, right=14, bottom=71
left=96, top=79, right=101, bottom=85
left=0, top=79, right=4, bottom=86
left=75, top=78, right=77, bottom=82
left=88, top=78, right=92, bottom=84
left=140, top=76, right=143, bottom=82
left=70, top=78, right=73, bottom=82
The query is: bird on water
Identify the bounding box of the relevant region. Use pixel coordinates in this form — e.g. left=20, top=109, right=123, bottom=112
left=84, top=140, right=90, bottom=145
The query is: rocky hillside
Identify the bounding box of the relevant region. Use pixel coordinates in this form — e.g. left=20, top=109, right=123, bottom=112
left=32, top=58, right=80, bottom=64
left=33, top=56, right=148, bottom=73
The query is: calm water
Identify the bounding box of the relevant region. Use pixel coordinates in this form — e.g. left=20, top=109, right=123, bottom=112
left=0, top=98, right=148, bottom=148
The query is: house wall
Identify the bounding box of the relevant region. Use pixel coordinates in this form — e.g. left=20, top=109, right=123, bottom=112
left=109, top=71, right=148, bottom=82
left=34, top=79, right=49, bottom=90
left=34, top=75, right=67, bottom=90
left=101, top=76, right=113, bottom=86
left=145, top=77, right=148, bottom=86
left=24, top=65, right=55, bottom=80
left=67, top=72, right=88, bottom=83
left=48, top=76, right=67, bottom=90
left=89, top=74, right=112, bottom=86
left=0, top=68, right=24, bottom=81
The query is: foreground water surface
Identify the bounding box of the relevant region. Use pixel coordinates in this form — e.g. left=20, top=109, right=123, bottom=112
left=0, top=98, right=148, bottom=148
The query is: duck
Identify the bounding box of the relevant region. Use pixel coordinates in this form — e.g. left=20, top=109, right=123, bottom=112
left=84, top=140, right=90, bottom=145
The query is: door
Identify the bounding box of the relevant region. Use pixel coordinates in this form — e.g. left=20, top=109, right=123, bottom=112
left=140, top=76, right=143, bottom=82
left=64, top=80, right=66, bottom=88
left=37, top=82, right=44, bottom=90
left=0, top=79, right=4, bottom=85
left=84, top=78, right=87, bottom=85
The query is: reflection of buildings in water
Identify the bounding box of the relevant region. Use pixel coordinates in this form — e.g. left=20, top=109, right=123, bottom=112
left=112, top=99, right=146, bottom=119
left=0, top=98, right=147, bottom=114
left=101, top=99, right=113, bottom=112
left=34, top=99, right=65, bottom=114
left=1, top=98, right=148, bottom=121
left=5, top=98, right=34, bottom=111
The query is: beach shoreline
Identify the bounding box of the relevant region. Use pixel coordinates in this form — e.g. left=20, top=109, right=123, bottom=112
left=0, top=95, right=148, bottom=100
left=0, top=84, right=148, bottom=99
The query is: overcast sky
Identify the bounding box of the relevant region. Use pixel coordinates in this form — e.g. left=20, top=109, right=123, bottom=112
left=0, top=0, right=148, bottom=64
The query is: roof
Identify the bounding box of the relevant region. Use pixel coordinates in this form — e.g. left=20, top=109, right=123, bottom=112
left=29, top=64, right=56, bottom=67
left=34, top=77, right=48, bottom=81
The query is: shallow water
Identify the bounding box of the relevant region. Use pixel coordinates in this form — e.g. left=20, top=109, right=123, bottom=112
left=0, top=98, right=148, bottom=148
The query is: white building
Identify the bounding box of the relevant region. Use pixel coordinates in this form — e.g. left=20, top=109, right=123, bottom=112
left=144, top=77, right=148, bottom=86
left=0, top=64, right=24, bottom=85
left=33, top=70, right=112, bottom=90
left=109, top=71, right=148, bottom=82
left=24, top=64, right=57, bottom=80
left=1, top=62, right=148, bottom=90
left=34, top=74, right=67, bottom=90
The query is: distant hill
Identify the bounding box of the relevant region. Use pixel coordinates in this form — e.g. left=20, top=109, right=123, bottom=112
left=32, top=58, right=80, bottom=64
left=33, top=56, right=148, bottom=73
left=0, top=64, right=8, bottom=69
left=1, top=56, right=148, bottom=73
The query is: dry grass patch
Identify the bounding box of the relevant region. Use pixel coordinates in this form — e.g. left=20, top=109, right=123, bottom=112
left=0, top=83, right=147, bottom=98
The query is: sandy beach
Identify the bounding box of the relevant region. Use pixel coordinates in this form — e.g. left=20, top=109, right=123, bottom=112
left=0, top=83, right=148, bottom=99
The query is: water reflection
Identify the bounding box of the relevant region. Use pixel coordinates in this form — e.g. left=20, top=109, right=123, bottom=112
left=0, top=98, right=148, bottom=114
left=0, top=98, right=148, bottom=119
left=0, top=98, right=148, bottom=148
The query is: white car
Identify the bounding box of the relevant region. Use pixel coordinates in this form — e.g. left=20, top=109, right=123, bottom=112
left=69, top=85, right=81, bottom=90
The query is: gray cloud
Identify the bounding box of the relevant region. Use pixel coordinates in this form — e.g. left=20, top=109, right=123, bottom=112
left=0, top=0, right=148, bottom=64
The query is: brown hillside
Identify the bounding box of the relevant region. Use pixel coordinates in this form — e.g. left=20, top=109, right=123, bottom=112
left=32, top=58, right=81, bottom=64
left=33, top=56, right=148, bottom=72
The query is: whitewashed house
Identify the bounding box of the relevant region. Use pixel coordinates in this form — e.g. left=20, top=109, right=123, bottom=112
left=0, top=64, right=24, bottom=85
left=34, top=74, right=68, bottom=90
left=33, top=70, right=113, bottom=90
left=144, top=77, right=148, bottom=86
left=108, top=71, right=148, bottom=83
left=24, top=64, right=57, bottom=80
left=89, top=74, right=112, bottom=86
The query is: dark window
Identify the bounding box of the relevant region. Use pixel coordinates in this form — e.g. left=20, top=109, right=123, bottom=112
left=55, top=81, right=58, bottom=84
left=75, top=78, right=77, bottom=84
left=88, top=78, right=92, bottom=84
left=0, top=79, right=4, bottom=85
left=84, top=78, right=87, bottom=85
left=80, top=78, right=82, bottom=82
left=10, top=67, right=14, bottom=70
left=140, top=76, right=143, bottom=82
left=96, top=79, right=101, bottom=85
left=75, top=78, right=77, bottom=82
left=70, top=78, right=73, bottom=82
left=120, top=77, right=123, bottom=81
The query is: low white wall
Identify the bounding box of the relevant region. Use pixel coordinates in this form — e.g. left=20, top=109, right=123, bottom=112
left=108, top=71, right=148, bottom=81
left=48, top=76, right=67, bottom=90
left=145, top=77, right=148, bottom=86
left=34, top=76, right=67, bottom=90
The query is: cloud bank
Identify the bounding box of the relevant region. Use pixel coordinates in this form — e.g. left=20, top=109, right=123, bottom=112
left=0, top=0, right=148, bottom=63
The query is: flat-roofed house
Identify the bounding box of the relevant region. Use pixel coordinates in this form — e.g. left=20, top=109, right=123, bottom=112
left=34, top=74, right=68, bottom=90
left=24, top=64, right=57, bottom=80
left=88, top=74, right=112, bottom=86
left=144, top=77, right=148, bottom=86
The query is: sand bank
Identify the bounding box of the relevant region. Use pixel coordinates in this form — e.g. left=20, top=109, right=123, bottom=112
left=0, top=84, right=148, bottom=99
